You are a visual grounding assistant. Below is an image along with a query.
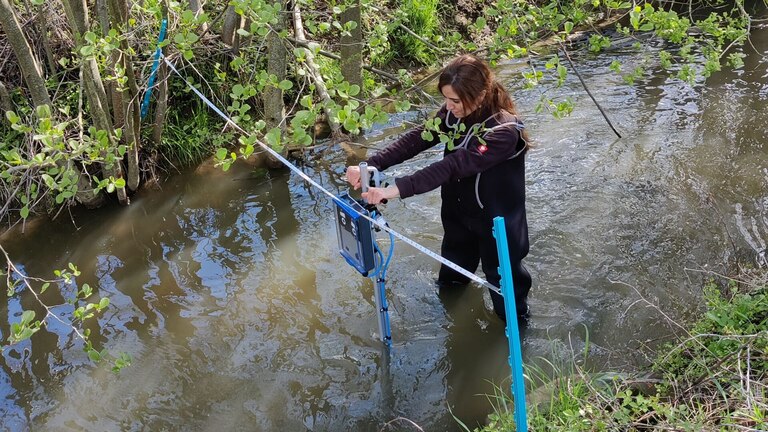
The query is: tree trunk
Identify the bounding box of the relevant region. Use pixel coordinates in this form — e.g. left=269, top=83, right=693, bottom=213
left=151, top=61, right=168, bottom=148
left=189, top=0, right=207, bottom=32
left=263, top=1, right=287, bottom=168
left=108, top=0, right=142, bottom=192
left=61, top=0, right=128, bottom=205
left=0, top=82, right=11, bottom=122
left=37, top=4, right=57, bottom=76
left=0, top=0, right=51, bottom=108
left=340, top=2, right=363, bottom=89
left=221, top=5, right=238, bottom=46
left=96, top=0, right=120, bottom=127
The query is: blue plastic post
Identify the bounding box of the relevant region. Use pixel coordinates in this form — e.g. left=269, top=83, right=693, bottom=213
left=492, top=216, right=527, bottom=432
left=140, top=18, right=168, bottom=119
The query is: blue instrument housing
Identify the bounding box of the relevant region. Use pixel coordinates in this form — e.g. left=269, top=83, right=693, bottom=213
left=334, top=193, right=376, bottom=276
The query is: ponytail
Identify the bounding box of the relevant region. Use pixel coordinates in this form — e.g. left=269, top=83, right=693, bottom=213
left=486, top=81, right=531, bottom=145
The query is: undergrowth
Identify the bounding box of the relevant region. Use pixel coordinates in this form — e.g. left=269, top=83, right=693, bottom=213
left=471, top=269, right=768, bottom=431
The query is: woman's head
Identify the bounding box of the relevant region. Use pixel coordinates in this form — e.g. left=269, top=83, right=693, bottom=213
left=438, top=55, right=518, bottom=120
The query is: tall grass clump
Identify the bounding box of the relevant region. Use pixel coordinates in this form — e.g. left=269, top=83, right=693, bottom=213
left=396, top=0, right=440, bottom=64
left=158, top=107, right=234, bottom=168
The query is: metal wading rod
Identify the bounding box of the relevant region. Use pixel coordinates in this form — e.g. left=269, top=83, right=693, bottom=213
left=163, top=57, right=502, bottom=296
left=360, top=161, right=392, bottom=345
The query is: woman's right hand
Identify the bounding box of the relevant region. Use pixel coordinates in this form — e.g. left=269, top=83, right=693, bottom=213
left=345, top=166, right=362, bottom=190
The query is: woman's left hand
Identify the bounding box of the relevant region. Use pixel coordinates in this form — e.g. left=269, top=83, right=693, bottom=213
left=362, top=185, right=400, bottom=205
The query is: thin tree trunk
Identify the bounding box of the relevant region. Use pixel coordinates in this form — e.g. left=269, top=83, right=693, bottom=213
left=221, top=5, right=238, bottom=46
left=37, top=4, right=57, bottom=76
left=293, top=3, right=343, bottom=139
left=61, top=0, right=128, bottom=205
left=0, top=0, right=51, bottom=108
left=340, top=2, right=362, bottom=89
left=263, top=1, right=287, bottom=167
left=72, top=69, right=104, bottom=208
left=98, top=0, right=124, bottom=133
left=189, top=0, right=207, bottom=32
left=0, top=82, right=11, bottom=116
left=151, top=62, right=168, bottom=147
left=62, top=0, right=111, bottom=115
left=108, top=0, right=142, bottom=191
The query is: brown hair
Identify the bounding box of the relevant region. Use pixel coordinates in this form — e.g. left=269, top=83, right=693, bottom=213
left=438, top=54, right=530, bottom=143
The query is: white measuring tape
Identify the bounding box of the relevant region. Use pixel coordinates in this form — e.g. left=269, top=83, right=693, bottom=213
left=164, top=57, right=502, bottom=296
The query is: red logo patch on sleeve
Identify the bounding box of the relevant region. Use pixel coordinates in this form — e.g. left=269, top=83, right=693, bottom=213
left=477, top=144, right=488, bottom=154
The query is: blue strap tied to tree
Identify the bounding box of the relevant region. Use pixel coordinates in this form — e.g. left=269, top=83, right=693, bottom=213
left=492, top=216, right=528, bottom=432
left=140, top=18, right=168, bottom=119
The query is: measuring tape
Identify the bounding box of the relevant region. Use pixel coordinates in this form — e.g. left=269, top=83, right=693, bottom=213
left=164, top=57, right=502, bottom=296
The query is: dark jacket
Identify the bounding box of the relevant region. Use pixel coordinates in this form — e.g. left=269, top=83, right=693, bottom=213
left=367, top=105, right=529, bottom=258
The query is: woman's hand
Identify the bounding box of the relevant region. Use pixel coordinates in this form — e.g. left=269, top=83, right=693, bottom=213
left=345, top=166, right=362, bottom=190
left=362, top=185, right=400, bottom=205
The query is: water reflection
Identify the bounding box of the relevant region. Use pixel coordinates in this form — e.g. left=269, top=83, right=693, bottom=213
left=2, top=16, right=768, bottom=431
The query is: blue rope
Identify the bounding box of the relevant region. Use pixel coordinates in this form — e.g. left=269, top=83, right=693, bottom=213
left=140, top=19, right=168, bottom=119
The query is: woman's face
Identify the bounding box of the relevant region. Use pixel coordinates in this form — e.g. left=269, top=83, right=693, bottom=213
left=441, top=85, right=481, bottom=118
left=442, top=85, right=469, bottom=118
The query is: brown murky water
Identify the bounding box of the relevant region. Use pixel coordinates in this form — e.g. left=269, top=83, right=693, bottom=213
left=2, top=11, right=768, bottom=432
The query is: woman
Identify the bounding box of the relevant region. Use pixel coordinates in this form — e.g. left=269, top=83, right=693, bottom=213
left=346, top=54, right=532, bottom=322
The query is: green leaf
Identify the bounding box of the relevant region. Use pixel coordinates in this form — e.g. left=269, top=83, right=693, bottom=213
left=98, top=297, right=110, bottom=309
left=20, top=205, right=29, bottom=219
left=215, top=148, right=228, bottom=160
left=21, top=310, right=35, bottom=325
left=88, top=349, right=102, bottom=362
left=278, top=80, right=293, bottom=91
left=79, top=45, right=95, bottom=57
left=17, top=327, right=36, bottom=342
left=41, top=282, right=50, bottom=293
left=564, top=21, right=574, bottom=34
left=35, top=104, right=51, bottom=119
left=5, top=111, right=20, bottom=125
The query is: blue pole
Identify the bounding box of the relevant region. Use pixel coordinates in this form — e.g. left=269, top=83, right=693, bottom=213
left=492, top=216, right=527, bottom=431
left=141, top=18, right=168, bottom=119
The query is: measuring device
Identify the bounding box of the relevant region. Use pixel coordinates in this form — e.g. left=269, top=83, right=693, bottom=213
left=334, top=162, right=392, bottom=346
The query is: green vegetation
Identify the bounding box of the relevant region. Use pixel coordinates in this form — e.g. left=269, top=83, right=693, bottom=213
left=0, top=0, right=760, bottom=383
left=472, top=271, right=768, bottom=431
left=0, top=245, right=131, bottom=373
left=0, top=0, right=755, bottom=225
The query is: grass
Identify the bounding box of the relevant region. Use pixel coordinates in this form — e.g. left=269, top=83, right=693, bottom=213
left=397, top=0, right=440, bottom=64
left=158, top=106, right=234, bottom=168
left=469, top=269, right=768, bottom=431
